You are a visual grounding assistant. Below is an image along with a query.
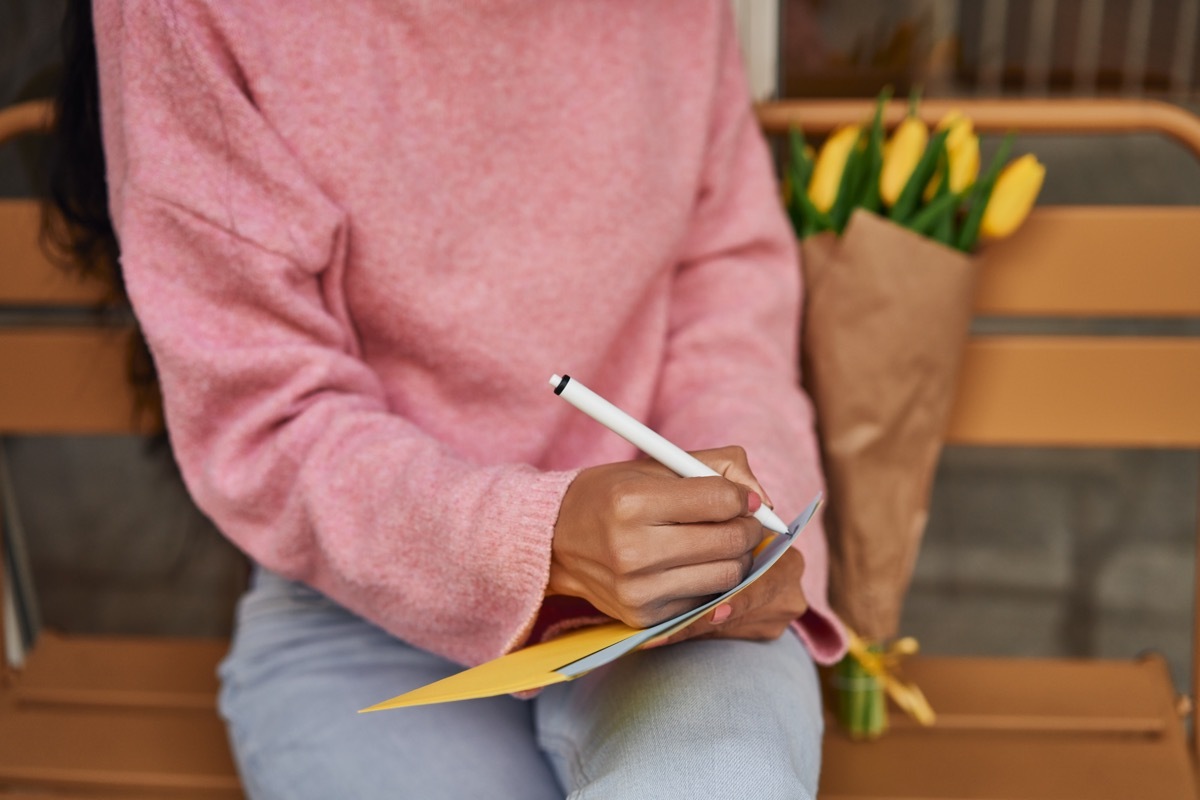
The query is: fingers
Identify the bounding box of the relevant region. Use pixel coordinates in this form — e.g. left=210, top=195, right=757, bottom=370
left=606, top=553, right=754, bottom=629
left=689, top=446, right=775, bottom=510
left=644, top=474, right=756, bottom=525
left=548, top=452, right=781, bottom=632
left=655, top=549, right=809, bottom=645
left=658, top=552, right=755, bottom=598
left=616, top=518, right=761, bottom=573
left=665, top=602, right=796, bottom=644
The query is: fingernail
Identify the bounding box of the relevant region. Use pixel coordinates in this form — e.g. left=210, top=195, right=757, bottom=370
left=747, top=491, right=762, bottom=513
left=710, top=603, right=733, bottom=624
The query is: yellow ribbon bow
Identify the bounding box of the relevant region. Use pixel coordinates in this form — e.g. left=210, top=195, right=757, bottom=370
left=845, top=628, right=937, bottom=727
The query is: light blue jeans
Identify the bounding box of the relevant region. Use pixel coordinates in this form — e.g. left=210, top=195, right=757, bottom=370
left=218, top=569, right=824, bottom=799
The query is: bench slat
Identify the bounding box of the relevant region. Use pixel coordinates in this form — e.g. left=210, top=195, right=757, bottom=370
left=823, top=654, right=1192, bottom=799
left=0, top=328, right=150, bottom=435
left=821, top=727, right=1194, bottom=799
left=888, top=655, right=1173, bottom=734
left=974, top=206, right=1200, bottom=317
left=0, top=200, right=110, bottom=306
left=14, top=633, right=226, bottom=712
left=946, top=336, right=1200, bottom=447
left=0, top=705, right=240, bottom=798
left=11, top=201, right=1200, bottom=316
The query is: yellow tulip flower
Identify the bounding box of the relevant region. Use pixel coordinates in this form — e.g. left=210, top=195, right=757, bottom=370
left=879, top=116, right=928, bottom=207
left=925, top=112, right=978, bottom=199
left=947, top=132, right=980, bottom=194
left=938, top=110, right=973, bottom=152
left=980, top=154, right=1046, bottom=239
left=809, top=124, right=862, bottom=213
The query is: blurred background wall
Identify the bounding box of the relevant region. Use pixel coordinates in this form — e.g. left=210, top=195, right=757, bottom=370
left=2, top=0, right=1198, bottom=692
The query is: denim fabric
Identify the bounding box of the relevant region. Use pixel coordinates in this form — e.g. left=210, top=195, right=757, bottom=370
left=218, top=570, right=823, bottom=799
left=536, top=633, right=823, bottom=798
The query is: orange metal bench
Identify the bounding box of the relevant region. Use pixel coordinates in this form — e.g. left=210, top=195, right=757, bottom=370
left=760, top=97, right=1200, bottom=799
left=2, top=96, right=1198, bottom=798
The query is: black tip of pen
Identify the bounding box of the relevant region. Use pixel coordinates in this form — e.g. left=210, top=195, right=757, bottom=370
left=554, top=375, right=570, bottom=395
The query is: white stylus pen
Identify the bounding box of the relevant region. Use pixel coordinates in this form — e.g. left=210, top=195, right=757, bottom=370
left=549, top=374, right=790, bottom=535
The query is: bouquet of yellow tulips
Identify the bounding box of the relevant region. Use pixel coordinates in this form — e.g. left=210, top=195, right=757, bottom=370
left=785, top=91, right=1045, bottom=249
left=783, top=91, right=1044, bottom=740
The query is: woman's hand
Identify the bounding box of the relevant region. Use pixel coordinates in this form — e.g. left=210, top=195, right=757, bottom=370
left=548, top=446, right=773, bottom=629
left=653, top=546, right=808, bottom=645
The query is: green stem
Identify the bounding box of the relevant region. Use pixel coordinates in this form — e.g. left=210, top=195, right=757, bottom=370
left=909, top=187, right=959, bottom=236
left=784, top=127, right=833, bottom=239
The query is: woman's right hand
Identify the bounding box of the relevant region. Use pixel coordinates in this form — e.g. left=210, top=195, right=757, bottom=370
left=547, top=446, right=768, bottom=629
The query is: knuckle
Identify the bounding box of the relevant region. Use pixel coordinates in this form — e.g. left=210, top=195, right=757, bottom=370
left=704, top=480, right=745, bottom=520
left=711, top=444, right=741, bottom=461
left=740, top=517, right=762, bottom=547
left=629, top=614, right=652, bottom=629
left=614, top=581, right=653, bottom=614
left=609, top=489, right=646, bottom=524
left=626, top=605, right=662, bottom=629
left=717, top=521, right=756, bottom=558
left=608, top=541, right=642, bottom=574
left=717, top=522, right=745, bottom=556
left=717, top=560, right=745, bottom=591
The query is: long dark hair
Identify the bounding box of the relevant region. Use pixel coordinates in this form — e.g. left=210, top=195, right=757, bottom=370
left=41, top=0, right=160, bottom=415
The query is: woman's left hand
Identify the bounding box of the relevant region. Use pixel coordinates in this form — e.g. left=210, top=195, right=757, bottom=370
left=653, top=546, right=808, bottom=645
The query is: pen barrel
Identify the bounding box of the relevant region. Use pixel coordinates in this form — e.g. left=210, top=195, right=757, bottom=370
left=551, top=374, right=790, bottom=535
left=555, top=376, right=716, bottom=479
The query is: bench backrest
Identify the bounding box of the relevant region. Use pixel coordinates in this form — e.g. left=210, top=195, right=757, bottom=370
left=1, top=99, right=150, bottom=677
left=759, top=97, right=1200, bottom=757
left=0, top=100, right=144, bottom=437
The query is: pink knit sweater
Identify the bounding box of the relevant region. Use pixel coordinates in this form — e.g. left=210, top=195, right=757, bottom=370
left=94, top=0, right=847, bottom=667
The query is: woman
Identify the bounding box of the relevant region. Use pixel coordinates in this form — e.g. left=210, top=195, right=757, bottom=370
left=56, top=0, right=846, bottom=796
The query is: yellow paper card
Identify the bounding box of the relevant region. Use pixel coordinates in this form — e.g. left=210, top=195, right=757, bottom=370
left=359, top=622, right=638, bottom=712
left=360, top=495, right=821, bottom=713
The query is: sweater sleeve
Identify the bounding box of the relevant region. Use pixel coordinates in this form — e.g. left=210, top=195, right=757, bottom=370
left=92, top=0, right=575, bottom=667
left=650, top=5, right=847, bottom=664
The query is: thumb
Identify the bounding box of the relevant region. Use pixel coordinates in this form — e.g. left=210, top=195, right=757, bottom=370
left=691, top=446, right=776, bottom=510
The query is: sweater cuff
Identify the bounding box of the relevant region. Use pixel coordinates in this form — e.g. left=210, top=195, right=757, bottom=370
left=790, top=607, right=847, bottom=666
left=496, top=467, right=583, bottom=658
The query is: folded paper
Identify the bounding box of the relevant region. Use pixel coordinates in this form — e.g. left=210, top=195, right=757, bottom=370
left=360, top=495, right=821, bottom=712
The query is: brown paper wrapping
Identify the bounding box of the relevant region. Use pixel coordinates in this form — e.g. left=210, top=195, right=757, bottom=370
left=801, top=209, right=975, bottom=641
